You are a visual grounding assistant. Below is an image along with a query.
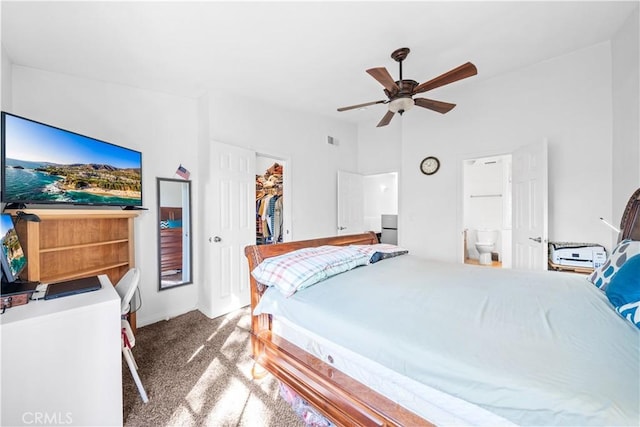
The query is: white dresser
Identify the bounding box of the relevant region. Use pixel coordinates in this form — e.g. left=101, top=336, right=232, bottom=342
left=1, top=275, right=122, bottom=426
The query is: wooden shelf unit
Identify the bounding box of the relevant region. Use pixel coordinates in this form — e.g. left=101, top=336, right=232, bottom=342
left=7, top=209, right=140, bottom=325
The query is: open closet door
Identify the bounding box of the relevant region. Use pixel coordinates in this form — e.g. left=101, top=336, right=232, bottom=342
left=201, top=141, right=255, bottom=319
left=337, top=170, right=365, bottom=235
left=512, top=139, right=548, bottom=270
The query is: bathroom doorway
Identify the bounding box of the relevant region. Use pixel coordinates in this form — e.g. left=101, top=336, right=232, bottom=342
left=462, top=154, right=512, bottom=268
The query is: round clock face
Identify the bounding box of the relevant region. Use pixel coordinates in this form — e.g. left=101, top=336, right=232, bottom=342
left=420, top=156, right=440, bottom=175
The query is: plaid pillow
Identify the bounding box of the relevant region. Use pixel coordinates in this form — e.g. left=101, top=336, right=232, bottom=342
left=252, top=245, right=369, bottom=296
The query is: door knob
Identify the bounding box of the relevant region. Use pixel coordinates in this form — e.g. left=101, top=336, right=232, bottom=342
left=213, top=236, right=222, bottom=242
left=529, top=236, right=542, bottom=243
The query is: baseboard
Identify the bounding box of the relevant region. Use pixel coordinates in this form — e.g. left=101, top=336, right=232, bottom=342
left=137, top=305, right=198, bottom=327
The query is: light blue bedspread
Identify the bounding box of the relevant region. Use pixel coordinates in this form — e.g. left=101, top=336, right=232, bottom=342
left=255, top=255, right=640, bottom=426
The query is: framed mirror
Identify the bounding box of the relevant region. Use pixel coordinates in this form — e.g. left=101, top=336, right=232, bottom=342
left=157, top=178, right=192, bottom=290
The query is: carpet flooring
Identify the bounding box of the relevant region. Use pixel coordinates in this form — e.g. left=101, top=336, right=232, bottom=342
left=122, top=306, right=305, bottom=426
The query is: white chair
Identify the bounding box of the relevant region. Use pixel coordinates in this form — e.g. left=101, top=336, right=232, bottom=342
left=115, top=268, right=140, bottom=317
left=115, top=268, right=149, bottom=403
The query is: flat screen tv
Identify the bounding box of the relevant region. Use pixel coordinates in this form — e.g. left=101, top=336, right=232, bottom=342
left=1, top=112, right=142, bottom=208
left=0, top=213, right=26, bottom=282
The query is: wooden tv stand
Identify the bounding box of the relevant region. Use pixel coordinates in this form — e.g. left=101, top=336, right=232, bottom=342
left=6, top=209, right=140, bottom=328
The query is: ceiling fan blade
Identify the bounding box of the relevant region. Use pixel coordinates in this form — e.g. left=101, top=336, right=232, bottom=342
left=366, top=67, right=399, bottom=93
left=413, top=62, right=478, bottom=94
left=414, top=98, right=456, bottom=114
left=376, top=110, right=395, bottom=127
left=337, top=100, right=386, bottom=112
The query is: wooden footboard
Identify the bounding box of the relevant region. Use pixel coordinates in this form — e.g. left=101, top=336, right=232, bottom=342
left=244, top=232, right=432, bottom=427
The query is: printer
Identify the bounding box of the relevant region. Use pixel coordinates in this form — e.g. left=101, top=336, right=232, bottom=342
left=549, top=242, right=607, bottom=269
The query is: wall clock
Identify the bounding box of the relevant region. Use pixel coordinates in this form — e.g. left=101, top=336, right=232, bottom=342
left=420, top=156, right=440, bottom=175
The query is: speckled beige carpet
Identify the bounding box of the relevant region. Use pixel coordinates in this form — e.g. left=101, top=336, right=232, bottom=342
left=122, top=306, right=305, bottom=426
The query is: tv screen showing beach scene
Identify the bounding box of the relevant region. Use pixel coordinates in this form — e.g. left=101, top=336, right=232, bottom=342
left=1, top=112, right=142, bottom=207
left=0, top=213, right=26, bottom=282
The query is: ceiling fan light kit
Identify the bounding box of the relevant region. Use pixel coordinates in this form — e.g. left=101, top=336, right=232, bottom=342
left=338, top=47, right=478, bottom=127
left=388, top=97, right=414, bottom=114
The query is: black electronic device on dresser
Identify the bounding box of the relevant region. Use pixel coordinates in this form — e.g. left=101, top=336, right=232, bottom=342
left=44, top=276, right=101, bottom=300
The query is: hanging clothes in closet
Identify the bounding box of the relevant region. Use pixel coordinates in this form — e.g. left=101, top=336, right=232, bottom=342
left=256, top=163, right=283, bottom=245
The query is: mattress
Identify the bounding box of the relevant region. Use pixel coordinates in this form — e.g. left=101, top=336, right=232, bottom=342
left=255, top=255, right=640, bottom=426
left=272, top=316, right=515, bottom=426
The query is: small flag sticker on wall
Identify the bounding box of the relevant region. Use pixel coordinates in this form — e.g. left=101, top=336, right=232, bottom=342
left=176, top=164, right=190, bottom=180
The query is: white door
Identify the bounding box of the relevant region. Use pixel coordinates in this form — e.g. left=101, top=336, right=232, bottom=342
left=337, top=170, right=365, bottom=235
left=512, top=139, right=548, bottom=270
left=202, top=141, right=255, bottom=319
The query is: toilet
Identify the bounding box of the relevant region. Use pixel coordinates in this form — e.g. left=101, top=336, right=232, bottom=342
left=475, top=230, right=497, bottom=265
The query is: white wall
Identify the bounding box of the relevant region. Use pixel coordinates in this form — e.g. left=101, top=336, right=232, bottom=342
left=463, top=159, right=504, bottom=230
left=1, top=45, right=11, bottom=111
left=357, top=118, right=402, bottom=235
left=612, top=6, right=640, bottom=234
left=205, top=89, right=359, bottom=241
left=0, top=44, right=12, bottom=202
left=357, top=118, right=402, bottom=175
left=400, top=42, right=615, bottom=261
left=363, top=172, right=398, bottom=232
left=11, top=66, right=200, bottom=326
left=159, top=181, right=183, bottom=207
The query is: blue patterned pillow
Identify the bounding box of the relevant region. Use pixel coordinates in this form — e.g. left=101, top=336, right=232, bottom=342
left=605, top=254, right=640, bottom=328
left=588, top=240, right=640, bottom=290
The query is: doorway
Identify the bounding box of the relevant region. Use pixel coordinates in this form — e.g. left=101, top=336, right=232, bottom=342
left=337, top=171, right=398, bottom=238
left=462, top=155, right=512, bottom=268
left=256, top=154, right=290, bottom=244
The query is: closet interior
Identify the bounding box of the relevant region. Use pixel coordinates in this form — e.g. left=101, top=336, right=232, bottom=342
left=256, top=161, right=283, bottom=245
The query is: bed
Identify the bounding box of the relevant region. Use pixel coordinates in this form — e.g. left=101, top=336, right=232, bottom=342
left=244, top=189, right=640, bottom=427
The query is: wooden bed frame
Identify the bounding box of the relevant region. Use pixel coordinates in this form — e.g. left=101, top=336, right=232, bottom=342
left=243, top=188, right=640, bottom=427
left=244, top=232, right=431, bottom=426
left=620, top=187, right=640, bottom=242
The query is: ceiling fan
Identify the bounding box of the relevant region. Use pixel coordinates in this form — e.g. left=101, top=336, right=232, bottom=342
left=337, top=47, right=478, bottom=127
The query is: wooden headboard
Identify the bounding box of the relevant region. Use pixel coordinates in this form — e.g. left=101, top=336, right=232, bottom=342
left=620, top=188, right=640, bottom=242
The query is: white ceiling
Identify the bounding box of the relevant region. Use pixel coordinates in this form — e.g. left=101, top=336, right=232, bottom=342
left=2, top=1, right=637, bottom=125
